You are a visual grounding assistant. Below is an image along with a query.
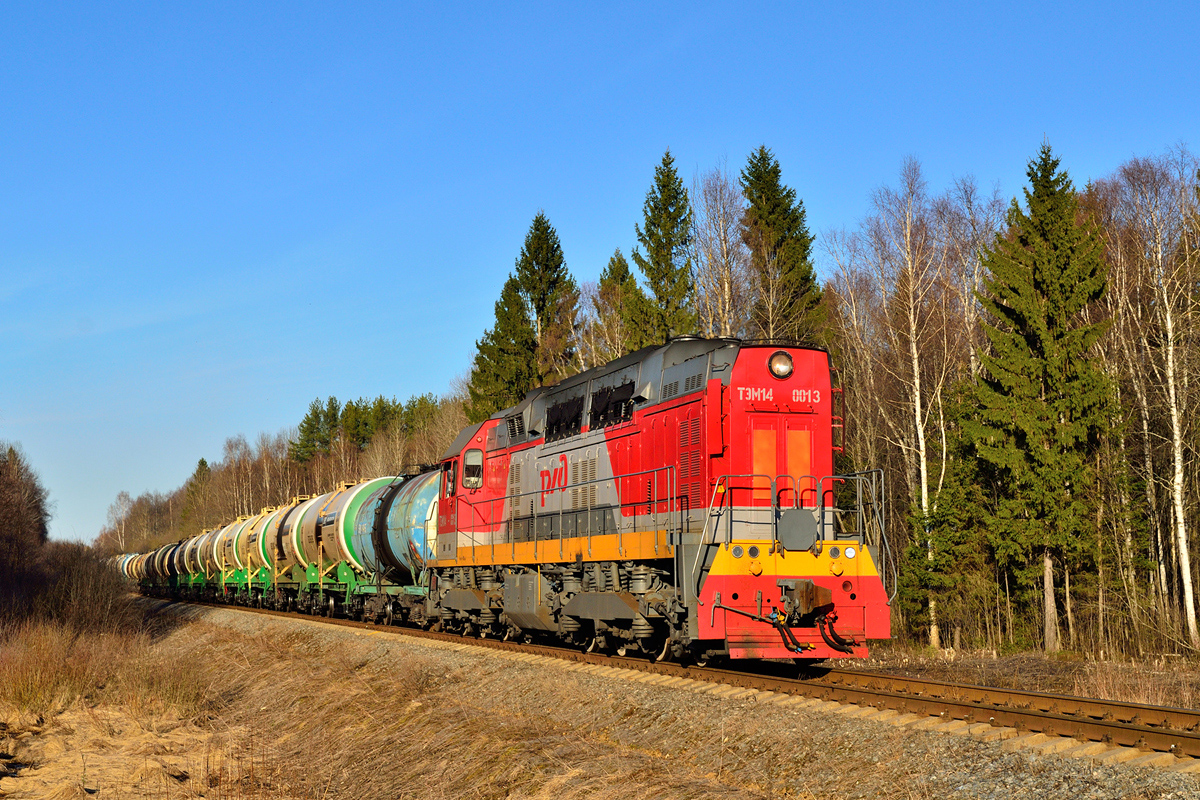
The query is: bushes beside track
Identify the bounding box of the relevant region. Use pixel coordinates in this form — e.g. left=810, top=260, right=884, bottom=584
left=0, top=442, right=154, bottom=717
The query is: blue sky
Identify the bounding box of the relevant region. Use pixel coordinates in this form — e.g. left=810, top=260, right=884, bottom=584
left=2, top=1, right=1196, bottom=542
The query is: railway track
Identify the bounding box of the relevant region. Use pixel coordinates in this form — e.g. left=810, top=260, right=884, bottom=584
left=176, top=600, right=1200, bottom=762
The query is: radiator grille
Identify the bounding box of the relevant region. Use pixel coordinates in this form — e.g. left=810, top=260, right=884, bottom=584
left=678, top=417, right=703, bottom=510
left=571, top=456, right=598, bottom=510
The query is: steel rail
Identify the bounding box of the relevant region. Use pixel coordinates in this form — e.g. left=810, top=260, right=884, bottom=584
left=171, top=600, right=1200, bottom=758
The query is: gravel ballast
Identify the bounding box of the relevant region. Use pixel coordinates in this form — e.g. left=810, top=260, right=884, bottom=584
left=182, top=605, right=1200, bottom=799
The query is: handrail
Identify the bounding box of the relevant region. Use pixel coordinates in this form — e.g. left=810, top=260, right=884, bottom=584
left=690, top=470, right=889, bottom=597
left=689, top=473, right=778, bottom=595
left=448, top=465, right=678, bottom=562
left=820, top=469, right=894, bottom=600
left=442, top=462, right=893, bottom=600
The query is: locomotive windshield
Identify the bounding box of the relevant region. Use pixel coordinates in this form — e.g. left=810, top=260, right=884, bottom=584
left=462, top=449, right=483, bottom=490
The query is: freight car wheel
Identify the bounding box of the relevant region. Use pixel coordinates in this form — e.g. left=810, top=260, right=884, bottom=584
left=384, top=603, right=394, bottom=627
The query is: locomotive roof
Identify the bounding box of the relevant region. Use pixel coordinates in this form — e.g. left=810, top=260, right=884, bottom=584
left=441, top=421, right=485, bottom=462
left=502, top=335, right=740, bottom=411
left=440, top=337, right=823, bottom=461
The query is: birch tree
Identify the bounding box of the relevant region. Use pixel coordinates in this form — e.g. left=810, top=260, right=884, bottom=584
left=1098, top=148, right=1200, bottom=647
left=828, top=158, right=962, bottom=648
left=692, top=161, right=750, bottom=337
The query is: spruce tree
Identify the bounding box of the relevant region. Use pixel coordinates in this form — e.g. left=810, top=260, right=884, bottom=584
left=593, top=249, right=651, bottom=361
left=401, top=393, right=439, bottom=435
left=964, top=144, right=1109, bottom=653
left=466, top=276, right=537, bottom=423
left=515, top=212, right=578, bottom=383
left=290, top=399, right=325, bottom=462
left=740, top=146, right=823, bottom=342
left=322, top=396, right=341, bottom=449
left=632, top=150, right=696, bottom=342
left=339, top=400, right=372, bottom=451
left=368, top=396, right=403, bottom=434
left=179, top=457, right=210, bottom=532
left=901, top=385, right=992, bottom=648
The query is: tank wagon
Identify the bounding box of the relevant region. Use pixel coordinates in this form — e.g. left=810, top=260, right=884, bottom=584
left=124, top=338, right=895, bottom=664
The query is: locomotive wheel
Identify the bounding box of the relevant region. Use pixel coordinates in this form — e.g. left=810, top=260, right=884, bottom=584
left=655, top=637, right=674, bottom=663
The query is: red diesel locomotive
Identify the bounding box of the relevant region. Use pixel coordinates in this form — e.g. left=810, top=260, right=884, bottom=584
left=430, top=337, right=893, bottom=662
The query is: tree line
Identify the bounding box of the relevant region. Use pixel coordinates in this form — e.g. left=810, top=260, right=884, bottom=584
left=97, top=142, right=1200, bottom=661
left=828, top=145, right=1200, bottom=657
left=95, top=392, right=467, bottom=556
left=2, top=441, right=135, bottom=633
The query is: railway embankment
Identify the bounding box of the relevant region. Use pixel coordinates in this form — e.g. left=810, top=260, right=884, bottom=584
left=3, top=603, right=1199, bottom=799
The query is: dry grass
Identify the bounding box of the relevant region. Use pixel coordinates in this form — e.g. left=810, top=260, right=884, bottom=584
left=847, top=640, right=1200, bottom=710
left=4, top=614, right=944, bottom=799
left=1073, top=659, right=1200, bottom=709
left=0, top=544, right=201, bottom=721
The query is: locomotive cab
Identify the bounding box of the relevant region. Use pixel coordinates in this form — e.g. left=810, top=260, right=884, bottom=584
left=692, top=345, right=891, bottom=659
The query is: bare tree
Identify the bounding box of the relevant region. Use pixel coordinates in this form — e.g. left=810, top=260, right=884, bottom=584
left=692, top=161, right=751, bottom=337
left=106, top=490, right=133, bottom=551
left=938, top=177, right=1005, bottom=378
left=1098, top=147, right=1200, bottom=647
left=827, top=158, right=970, bottom=649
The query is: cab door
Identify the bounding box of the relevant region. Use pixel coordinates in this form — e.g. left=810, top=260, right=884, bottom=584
left=748, top=414, right=814, bottom=508
left=435, top=459, right=459, bottom=562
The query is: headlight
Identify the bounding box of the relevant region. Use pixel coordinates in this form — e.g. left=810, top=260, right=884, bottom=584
left=768, top=351, right=793, bottom=379
left=845, top=546, right=857, bottom=559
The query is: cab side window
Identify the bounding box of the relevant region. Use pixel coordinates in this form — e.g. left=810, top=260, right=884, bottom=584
left=442, top=460, right=457, bottom=497
left=462, top=449, right=484, bottom=490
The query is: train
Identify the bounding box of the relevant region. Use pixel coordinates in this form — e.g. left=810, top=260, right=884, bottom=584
left=117, top=337, right=895, bottom=663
